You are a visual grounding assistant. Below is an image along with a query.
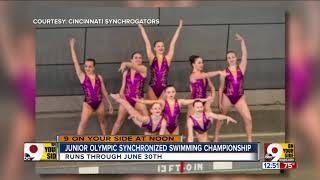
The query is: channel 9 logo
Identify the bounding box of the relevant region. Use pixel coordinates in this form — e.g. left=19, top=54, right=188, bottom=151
left=264, top=143, right=295, bottom=162
left=24, top=143, right=57, bottom=161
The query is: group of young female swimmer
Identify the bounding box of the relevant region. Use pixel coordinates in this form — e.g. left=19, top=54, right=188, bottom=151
left=69, top=20, right=253, bottom=142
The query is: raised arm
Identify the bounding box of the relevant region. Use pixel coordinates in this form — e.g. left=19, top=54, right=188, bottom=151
left=135, top=98, right=164, bottom=106
left=179, top=96, right=212, bottom=106
left=138, top=24, right=155, bottom=62
left=207, top=112, right=237, bottom=124
left=119, top=62, right=147, bottom=77
left=99, top=75, right=114, bottom=114
left=69, top=38, right=84, bottom=81
left=166, top=19, right=183, bottom=63
left=218, top=71, right=226, bottom=112
left=190, top=71, right=222, bottom=81
left=119, top=71, right=127, bottom=98
left=111, top=94, right=149, bottom=124
left=179, top=99, right=196, bottom=106
left=235, top=33, right=248, bottom=74
left=159, top=120, right=167, bottom=135
left=187, top=118, right=194, bottom=142
left=207, top=78, right=216, bottom=97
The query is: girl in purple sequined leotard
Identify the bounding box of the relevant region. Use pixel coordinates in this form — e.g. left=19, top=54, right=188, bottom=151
left=163, top=99, right=181, bottom=134
left=138, top=20, right=183, bottom=99
left=81, top=74, right=103, bottom=110
left=215, top=33, right=253, bottom=142
left=69, top=38, right=113, bottom=135
left=111, top=52, right=149, bottom=135
left=124, top=68, right=145, bottom=107
left=141, top=115, right=165, bottom=134
left=149, top=56, right=169, bottom=97
left=190, top=78, right=208, bottom=99
left=111, top=94, right=167, bottom=135
left=187, top=100, right=237, bottom=142
left=189, top=112, right=211, bottom=133
left=188, top=55, right=221, bottom=111
left=223, top=66, right=244, bottom=105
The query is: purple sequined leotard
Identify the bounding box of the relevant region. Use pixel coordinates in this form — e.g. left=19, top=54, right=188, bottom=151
left=163, top=99, right=181, bottom=134
left=81, top=74, right=102, bottom=111
left=190, top=78, right=208, bottom=99
left=14, top=71, right=35, bottom=117
left=141, top=115, right=164, bottom=134
left=190, top=112, right=211, bottom=133
left=289, top=56, right=315, bottom=111
left=223, top=66, right=244, bottom=105
left=149, top=56, right=169, bottom=97
left=124, top=69, right=145, bottom=107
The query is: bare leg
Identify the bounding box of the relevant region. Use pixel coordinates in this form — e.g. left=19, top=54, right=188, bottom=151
left=135, top=101, right=149, bottom=116
left=147, top=86, right=158, bottom=100
left=234, top=96, right=253, bottom=142
left=184, top=104, right=194, bottom=141
left=111, top=105, right=128, bottom=135
left=197, top=133, right=210, bottom=142
left=296, top=100, right=320, bottom=180
left=205, top=94, right=214, bottom=113
left=2, top=111, right=34, bottom=180
left=158, top=90, right=166, bottom=100
left=96, top=103, right=107, bottom=135
left=77, top=103, right=93, bottom=135
left=214, top=94, right=232, bottom=142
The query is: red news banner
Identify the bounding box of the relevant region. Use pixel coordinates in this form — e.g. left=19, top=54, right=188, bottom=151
left=280, top=162, right=297, bottom=169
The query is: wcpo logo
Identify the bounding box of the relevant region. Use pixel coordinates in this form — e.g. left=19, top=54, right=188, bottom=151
left=24, top=143, right=57, bottom=161
left=264, top=143, right=295, bottom=162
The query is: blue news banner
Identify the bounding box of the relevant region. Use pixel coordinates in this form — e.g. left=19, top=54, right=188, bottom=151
left=58, top=143, right=259, bottom=161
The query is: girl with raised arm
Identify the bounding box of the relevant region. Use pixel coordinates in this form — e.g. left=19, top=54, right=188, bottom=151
left=69, top=38, right=113, bottom=135
left=111, top=94, right=167, bottom=135
left=187, top=100, right=237, bottom=142
left=111, top=52, right=149, bottom=135
left=214, top=33, right=253, bottom=142
left=135, top=85, right=210, bottom=135
left=138, top=20, right=183, bottom=99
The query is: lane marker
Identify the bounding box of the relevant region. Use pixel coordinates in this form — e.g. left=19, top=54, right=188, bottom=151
left=213, top=162, right=233, bottom=169
left=78, top=166, right=99, bottom=174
